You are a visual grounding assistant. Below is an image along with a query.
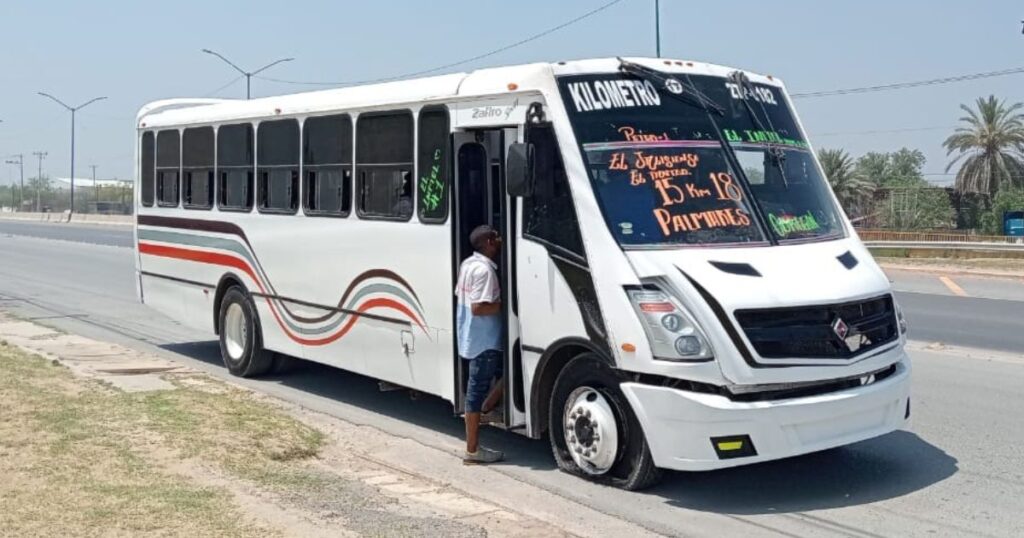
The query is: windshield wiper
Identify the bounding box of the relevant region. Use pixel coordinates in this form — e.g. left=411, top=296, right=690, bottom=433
left=616, top=58, right=779, bottom=246
left=618, top=58, right=725, bottom=116
left=727, top=70, right=790, bottom=188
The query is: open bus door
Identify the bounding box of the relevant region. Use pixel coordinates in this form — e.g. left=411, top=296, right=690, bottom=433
left=452, top=128, right=527, bottom=432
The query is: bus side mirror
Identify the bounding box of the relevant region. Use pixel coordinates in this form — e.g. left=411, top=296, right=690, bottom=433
left=507, top=143, right=535, bottom=197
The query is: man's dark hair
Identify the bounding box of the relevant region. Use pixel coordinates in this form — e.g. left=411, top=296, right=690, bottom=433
left=470, top=224, right=498, bottom=252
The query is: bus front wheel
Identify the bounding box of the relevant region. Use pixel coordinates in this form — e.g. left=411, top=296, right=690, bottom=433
left=548, top=354, right=661, bottom=490
left=217, top=286, right=273, bottom=378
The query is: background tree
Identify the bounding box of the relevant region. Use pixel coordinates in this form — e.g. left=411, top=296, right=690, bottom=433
left=818, top=148, right=872, bottom=217
left=855, top=148, right=927, bottom=188
left=980, top=188, right=1024, bottom=235
left=848, top=148, right=954, bottom=229
left=944, top=95, right=1024, bottom=198
left=879, top=187, right=955, bottom=230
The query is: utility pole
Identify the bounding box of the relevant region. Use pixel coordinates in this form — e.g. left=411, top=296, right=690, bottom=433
left=5, top=154, right=23, bottom=211
left=655, top=0, right=661, bottom=58
left=37, top=92, right=107, bottom=219
left=90, top=164, right=98, bottom=213
left=32, top=151, right=46, bottom=213
left=201, top=49, right=294, bottom=99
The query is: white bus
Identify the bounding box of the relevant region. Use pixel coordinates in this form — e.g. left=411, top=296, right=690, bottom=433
left=135, top=57, right=910, bottom=490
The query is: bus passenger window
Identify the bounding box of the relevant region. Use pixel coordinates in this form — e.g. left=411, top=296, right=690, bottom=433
left=217, top=123, right=254, bottom=211
left=523, top=123, right=584, bottom=256
left=156, top=130, right=180, bottom=207
left=182, top=126, right=214, bottom=209
left=355, top=111, right=414, bottom=220
left=257, top=119, right=299, bottom=213
left=303, top=114, right=352, bottom=216
left=140, top=132, right=155, bottom=207
left=417, top=106, right=450, bottom=223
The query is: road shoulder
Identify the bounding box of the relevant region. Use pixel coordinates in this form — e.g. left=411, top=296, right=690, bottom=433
left=906, top=339, right=1024, bottom=366
left=0, top=312, right=656, bottom=538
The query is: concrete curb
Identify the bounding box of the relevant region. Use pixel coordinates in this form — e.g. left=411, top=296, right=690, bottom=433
left=0, top=212, right=133, bottom=226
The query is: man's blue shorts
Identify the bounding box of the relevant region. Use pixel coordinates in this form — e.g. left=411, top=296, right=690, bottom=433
left=464, top=349, right=503, bottom=413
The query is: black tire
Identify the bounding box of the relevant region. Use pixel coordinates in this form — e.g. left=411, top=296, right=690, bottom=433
left=548, top=354, right=662, bottom=491
left=217, top=286, right=274, bottom=378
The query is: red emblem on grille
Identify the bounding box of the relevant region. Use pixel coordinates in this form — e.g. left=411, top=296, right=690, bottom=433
left=832, top=318, right=849, bottom=340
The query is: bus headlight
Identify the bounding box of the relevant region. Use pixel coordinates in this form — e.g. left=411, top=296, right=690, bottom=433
left=626, top=287, right=713, bottom=361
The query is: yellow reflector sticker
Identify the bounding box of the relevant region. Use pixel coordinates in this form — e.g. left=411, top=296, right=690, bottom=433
left=717, top=441, right=744, bottom=451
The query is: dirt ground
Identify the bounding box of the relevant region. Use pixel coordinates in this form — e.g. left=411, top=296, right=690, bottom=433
left=875, top=256, right=1024, bottom=278
left=0, top=329, right=567, bottom=537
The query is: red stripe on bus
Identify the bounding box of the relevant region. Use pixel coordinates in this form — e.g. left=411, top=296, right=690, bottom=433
left=138, top=241, right=426, bottom=346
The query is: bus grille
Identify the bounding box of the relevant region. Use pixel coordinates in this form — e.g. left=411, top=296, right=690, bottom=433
left=734, top=295, right=898, bottom=360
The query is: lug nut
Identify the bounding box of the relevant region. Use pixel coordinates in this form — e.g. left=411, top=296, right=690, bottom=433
left=584, top=409, right=591, bottom=418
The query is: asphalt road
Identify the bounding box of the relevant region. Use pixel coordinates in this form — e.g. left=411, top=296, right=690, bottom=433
left=1, top=221, right=1023, bottom=537
left=3, top=218, right=1020, bottom=353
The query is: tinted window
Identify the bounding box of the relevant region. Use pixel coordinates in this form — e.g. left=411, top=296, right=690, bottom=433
left=417, top=106, right=450, bottom=223
left=559, top=73, right=842, bottom=246
left=257, top=119, right=299, bottom=213
left=140, top=132, right=154, bottom=207
left=523, top=123, right=584, bottom=256
left=356, top=111, right=413, bottom=220
left=156, top=130, right=180, bottom=207
left=303, top=114, right=352, bottom=216
left=218, top=123, right=254, bottom=211
left=182, top=127, right=214, bottom=209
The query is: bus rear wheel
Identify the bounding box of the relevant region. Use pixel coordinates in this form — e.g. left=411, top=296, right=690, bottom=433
left=548, top=354, right=661, bottom=491
left=218, top=286, right=273, bottom=378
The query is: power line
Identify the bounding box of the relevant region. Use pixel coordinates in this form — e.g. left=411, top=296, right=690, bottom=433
left=791, top=66, right=1024, bottom=98
left=256, top=0, right=625, bottom=88
left=203, top=74, right=246, bottom=97
left=812, top=125, right=956, bottom=137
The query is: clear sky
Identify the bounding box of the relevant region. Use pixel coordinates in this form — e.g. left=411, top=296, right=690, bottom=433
left=0, top=0, right=1020, bottom=185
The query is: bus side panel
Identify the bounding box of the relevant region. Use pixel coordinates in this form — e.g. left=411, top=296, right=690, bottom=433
left=285, top=216, right=455, bottom=402
left=138, top=273, right=185, bottom=329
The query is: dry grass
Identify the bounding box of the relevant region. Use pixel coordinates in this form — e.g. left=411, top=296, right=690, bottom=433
left=875, top=256, right=1024, bottom=275
left=0, top=344, right=326, bottom=537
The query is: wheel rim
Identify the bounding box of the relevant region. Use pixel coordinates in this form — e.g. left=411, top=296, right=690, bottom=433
left=563, top=386, right=619, bottom=475
left=223, top=302, right=247, bottom=360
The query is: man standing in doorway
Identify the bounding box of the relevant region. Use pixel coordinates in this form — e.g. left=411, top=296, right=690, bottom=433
left=456, top=224, right=505, bottom=464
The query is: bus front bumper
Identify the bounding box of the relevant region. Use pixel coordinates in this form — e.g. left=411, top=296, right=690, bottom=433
left=619, top=359, right=911, bottom=472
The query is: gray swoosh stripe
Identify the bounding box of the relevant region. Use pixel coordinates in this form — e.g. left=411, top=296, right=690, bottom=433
left=138, top=228, right=423, bottom=335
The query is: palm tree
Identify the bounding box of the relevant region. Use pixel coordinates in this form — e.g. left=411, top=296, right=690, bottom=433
left=818, top=148, right=872, bottom=216
left=944, top=95, right=1024, bottom=198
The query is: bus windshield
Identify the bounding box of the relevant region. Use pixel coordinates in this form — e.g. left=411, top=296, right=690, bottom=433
left=558, top=72, right=845, bottom=247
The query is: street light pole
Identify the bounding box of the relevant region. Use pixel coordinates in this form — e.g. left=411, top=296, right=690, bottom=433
left=5, top=155, right=23, bottom=212
left=32, top=151, right=46, bottom=213
left=655, top=0, right=661, bottom=58
left=37, top=92, right=106, bottom=218
left=201, top=49, right=294, bottom=99
left=90, top=165, right=98, bottom=212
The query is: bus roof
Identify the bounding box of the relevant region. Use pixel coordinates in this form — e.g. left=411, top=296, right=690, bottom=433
left=138, top=57, right=784, bottom=129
